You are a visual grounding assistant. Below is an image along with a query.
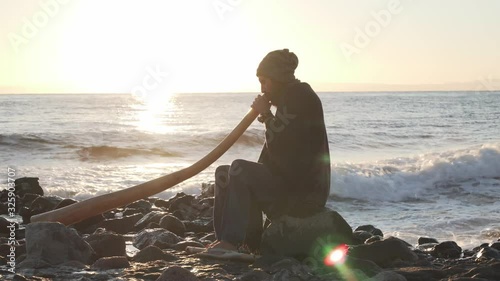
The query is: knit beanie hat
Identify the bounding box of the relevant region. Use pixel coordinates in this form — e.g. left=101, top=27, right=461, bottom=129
left=256, top=49, right=299, bottom=83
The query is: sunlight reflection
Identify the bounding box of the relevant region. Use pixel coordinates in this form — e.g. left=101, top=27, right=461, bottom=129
left=134, top=91, right=176, bottom=134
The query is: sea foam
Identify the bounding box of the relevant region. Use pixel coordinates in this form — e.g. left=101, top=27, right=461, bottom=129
left=331, top=143, right=500, bottom=201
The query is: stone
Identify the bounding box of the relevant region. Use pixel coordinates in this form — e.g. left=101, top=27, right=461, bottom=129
left=348, top=237, right=418, bottom=267
left=84, top=230, right=126, bottom=259
left=431, top=241, right=462, bottom=259
left=58, top=260, right=87, bottom=269
left=183, top=219, right=213, bottom=233
left=344, top=256, right=383, bottom=277
left=365, top=235, right=383, bottom=244
left=12, top=274, right=29, bottom=281
left=168, top=193, right=194, bottom=212
left=54, top=198, right=78, bottom=209
left=260, top=208, right=353, bottom=258
left=29, top=195, right=64, bottom=216
left=98, top=213, right=142, bottom=234
left=355, top=225, right=384, bottom=237
left=147, top=222, right=161, bottom=229
left=19, top=206, right=32, bottom=224
left=463, top=262, right=500, bottom=280
left=134, top=211, right=167, bottom=231
left=133, top=228, right=181, bottom=250
left=394, top=267, right=447, bottom=280
left=52, top=199, right=103, bottom=234
left=126, top=199, right=153, bottom=211
left=200, top=182, right=215, bottom=198
left=366, top=271, right=407, bottom=281
left=172, top=240, right=205, bottom=251
left=489, top=241, right=500, bottom=251
left=154, top=199, right=170, bottom=209
left=133, top=245, right=177, bottom=262
left=0, top=242, right=25, bottom=258
left=476, top=246, right=500, bottom=260
left=0, top=217, right=16, bottom=234
left=91, top=256, right=130, bottom=270
left=0, top=244, right=11, bottom=257
left=159, top=214, right=186, bottom=236
left=352, top=231, right=375, bottom=244
left=0, top=202, right=8, bottom=215
left=72, top=214, right=105, bottom=234
left=198, top=197, right=214, bottom=208
left=415, top=243, right=437, bottom=251
left=417, top=237, right=439, bottom=245
left=156, top=266, right=199, bottom=281
left=18, top=222, right=94, bottom=268
left=14, top=177, right=44, bottom=198
left=172, top=205, right=199, bottom=221
left=20, top=193, right=41, bottom=208
left=123, top=208, right=142, bottom=216
left=235, top=269, right=271, bottom=281
left=200, top=233, right=216, bottom=242
left=266, top=259, right=316, bottom=281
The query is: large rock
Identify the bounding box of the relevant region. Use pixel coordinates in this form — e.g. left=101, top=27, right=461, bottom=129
left=417, top=237, right=439, bottom=245
left=156, top=266, right=199, bottom=281
left=133, top=245, right=177, bottom=262
left=476, top=246, right=500, bottom=260
left=133, top=228, right=181, bottom=250
left=91, top=256, right=130, bottom=270
left=126, top=199, right=153, bottom=211
left=84, top=230, right=126, bottom=259
left=431, top=241, right=462, bottom=259
left=348, top=237, right=418, bottom=267
left=98, top=213, right=142, bottom=234
left=14, top=177, right=44, bottom=198
left=168, top=193, right=194, bottom=212
left=28, top=195, right=63, bottom=216
left=168, top=193, right=199, bottom=220
left=260, top=208, right=353, bottom=258
left=355, top=225, right=384, bottom=237
left=134, top=211, right=167, bottom=231
left=18, top=222, right=94, bottom=268
left=159, top=214, right=186, bottom=236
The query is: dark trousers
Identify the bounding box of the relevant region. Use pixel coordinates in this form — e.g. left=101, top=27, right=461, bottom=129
left=213, top=159, right=285, bottom=251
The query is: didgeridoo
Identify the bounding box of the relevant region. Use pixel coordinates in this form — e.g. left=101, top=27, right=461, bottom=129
left=31, top=108, right=260, bottom=225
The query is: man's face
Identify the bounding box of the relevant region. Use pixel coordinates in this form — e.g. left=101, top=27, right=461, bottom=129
left=258, top=76, right=273, bottom=95
left=259, top=76, right=282, bottom=105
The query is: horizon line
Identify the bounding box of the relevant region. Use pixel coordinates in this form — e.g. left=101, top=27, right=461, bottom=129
left=1, top=89, right=500, bottom=95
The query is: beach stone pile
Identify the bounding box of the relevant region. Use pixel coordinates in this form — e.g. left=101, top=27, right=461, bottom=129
left=1, top=180, right=500, bottom=280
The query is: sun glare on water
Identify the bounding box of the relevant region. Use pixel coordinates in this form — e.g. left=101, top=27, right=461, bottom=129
left=134, top=91, right=176, bottom=134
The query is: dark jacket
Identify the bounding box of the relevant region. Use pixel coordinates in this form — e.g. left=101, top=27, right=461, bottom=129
left=258, top=81, right=331, bottom=216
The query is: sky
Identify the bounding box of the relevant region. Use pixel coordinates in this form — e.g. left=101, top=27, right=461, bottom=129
left=1, top=0, right=500, bottom=94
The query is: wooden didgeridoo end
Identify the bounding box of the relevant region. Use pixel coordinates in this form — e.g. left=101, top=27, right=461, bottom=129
left=31, top=108, right=259, bottom=225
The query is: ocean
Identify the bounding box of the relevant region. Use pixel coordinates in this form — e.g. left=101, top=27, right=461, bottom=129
left=1, top=91, right=499, bottom=249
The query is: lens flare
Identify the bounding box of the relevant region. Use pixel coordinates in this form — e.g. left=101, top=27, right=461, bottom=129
left=324, top=244, right=348, bottom=266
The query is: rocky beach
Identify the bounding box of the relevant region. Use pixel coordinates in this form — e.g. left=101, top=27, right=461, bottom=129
left=0, top=177, right=499, bottom=281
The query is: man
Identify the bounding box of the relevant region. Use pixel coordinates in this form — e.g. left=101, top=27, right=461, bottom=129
left=208, top=49, right=331, bottom=255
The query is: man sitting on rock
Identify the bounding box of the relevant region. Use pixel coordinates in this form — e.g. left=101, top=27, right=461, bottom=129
left=207, top=49, right=331, bottom=256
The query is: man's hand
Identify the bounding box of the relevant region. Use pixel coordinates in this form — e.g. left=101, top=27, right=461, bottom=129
left=251, top=95, right=271, bottom=115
